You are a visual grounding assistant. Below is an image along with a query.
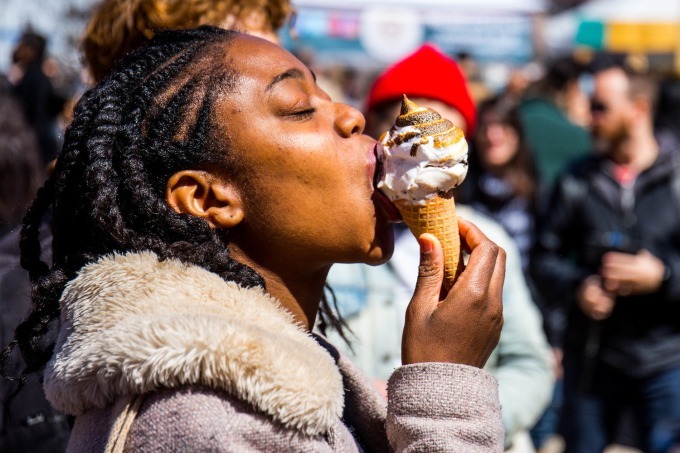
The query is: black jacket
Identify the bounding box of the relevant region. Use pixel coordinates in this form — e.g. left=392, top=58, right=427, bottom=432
left=0, top=229, right=70, bottom=452
left=532, top=140, right=680, bottom=378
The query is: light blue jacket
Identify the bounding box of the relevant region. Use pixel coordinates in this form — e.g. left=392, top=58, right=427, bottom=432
left=326, top=205, right=554, bottom=448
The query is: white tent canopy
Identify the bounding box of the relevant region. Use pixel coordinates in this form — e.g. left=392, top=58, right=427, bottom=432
left=573, top=0, right=680, bottom=22
left=292, top=0, right=547, bottom=15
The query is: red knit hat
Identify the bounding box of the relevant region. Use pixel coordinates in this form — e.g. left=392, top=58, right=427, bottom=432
left=365, top=44, right=477, bottom=136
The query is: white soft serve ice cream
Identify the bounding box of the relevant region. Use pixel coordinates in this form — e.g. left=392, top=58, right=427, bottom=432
left=377, top=96, right=468, bottom=205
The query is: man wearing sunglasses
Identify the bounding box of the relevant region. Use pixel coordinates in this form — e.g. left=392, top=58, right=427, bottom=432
left=532, top=61, right=680, bottom=452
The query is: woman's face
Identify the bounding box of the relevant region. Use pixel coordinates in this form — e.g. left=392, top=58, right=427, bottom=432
left=475, top=113, right=519, bottom=170
left=212, top=35, right=399, bottom=269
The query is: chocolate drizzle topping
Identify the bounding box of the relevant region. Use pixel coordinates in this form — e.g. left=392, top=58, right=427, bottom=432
left=387, top=95, right=464, bottom=157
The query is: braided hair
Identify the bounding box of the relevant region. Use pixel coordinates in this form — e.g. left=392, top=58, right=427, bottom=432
left=6, top=26, right=348, bottom=379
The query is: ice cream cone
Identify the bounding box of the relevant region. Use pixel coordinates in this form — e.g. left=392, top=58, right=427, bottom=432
left=396, top=193, right=463, bottom=290
left=378, top=95, right=468, bottom=289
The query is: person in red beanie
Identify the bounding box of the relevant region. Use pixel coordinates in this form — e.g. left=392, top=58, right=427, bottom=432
left=364, top=44, right=477, bottom=138
left=325, top=43, right=554, bottom=452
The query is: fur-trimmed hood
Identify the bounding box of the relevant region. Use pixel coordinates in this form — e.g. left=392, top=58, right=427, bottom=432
left=44, top=252, right=344, bottom=436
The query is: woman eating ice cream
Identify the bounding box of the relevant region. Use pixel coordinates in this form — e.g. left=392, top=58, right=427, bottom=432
left=3, top=27, right=505, bottom=451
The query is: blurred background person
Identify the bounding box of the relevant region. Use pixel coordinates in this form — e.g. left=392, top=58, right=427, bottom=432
left=654, top=76, right=680, bottom=150
left=83, top=0, right=294, bottom=83
left=364, top=45, right=477, bottom=140
left=328, top=44, right=553, bottom=453
left=459, top=96, right=539, bottom=274
left=456, top=94, right=565, bottom=453
left=456, top=50, right=492, bottom=104
left=519, top=55, right=592, bottom=199
left=532, top=60, right=680, bottom=453
left=0, top=77, right=69, bottom=453
left=518, top=55, right=595, bottom=452
left=7, top=30, right=65, bottom=165
left=0, top=77, right=44, bottom=237
left=499, top=64, right=544, bottom=109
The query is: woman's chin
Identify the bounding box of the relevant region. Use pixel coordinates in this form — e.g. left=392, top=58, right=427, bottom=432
left=333, top=217, right=395, bottom=266
left=364, top=229, right=395, bottom=265
left=364, top=253, right=392, bottom=266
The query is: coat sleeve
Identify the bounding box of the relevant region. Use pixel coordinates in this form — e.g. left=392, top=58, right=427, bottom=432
left=386, top=363, right=504, bottom=452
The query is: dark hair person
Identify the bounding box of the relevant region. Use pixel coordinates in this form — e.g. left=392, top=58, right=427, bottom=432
left=9, top=31, right=65, bottom=164
left=4, top=27, right=505, bottom=451
left=0, top=77, right=71, bottom=452
left=0, top=80, right=44, bottom=236
left=83, top=0, right=294, bottom=82
left=459, top=96, right=538, bottom=272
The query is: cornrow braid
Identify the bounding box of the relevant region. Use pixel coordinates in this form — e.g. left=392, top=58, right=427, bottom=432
left=6, top=26, right=262, bottom=378
left=4, top=25, right=349, bottom=380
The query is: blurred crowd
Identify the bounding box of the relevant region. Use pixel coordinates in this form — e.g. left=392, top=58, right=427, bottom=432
left=2, top=1, right=680, bottom=452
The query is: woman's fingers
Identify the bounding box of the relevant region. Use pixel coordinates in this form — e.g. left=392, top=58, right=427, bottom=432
left=454, top=218, right=501, bottom=294
left=414, top=234, right=444, bottom=295
left=488, top=245, right=506, bottom=306
left=450, top=217, right=504, bottom=330
left=458, top=216, right=488, bottom=249
left=408, top=234, right=444, bottom=320
left=402, top=219, right=506, bottom=368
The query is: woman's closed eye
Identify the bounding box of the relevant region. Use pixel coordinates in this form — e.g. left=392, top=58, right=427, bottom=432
left=287, top=107, right=316, bottom=120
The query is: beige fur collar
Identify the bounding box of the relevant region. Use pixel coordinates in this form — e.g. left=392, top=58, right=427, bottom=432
left=44, top=251, right=344, bottom=436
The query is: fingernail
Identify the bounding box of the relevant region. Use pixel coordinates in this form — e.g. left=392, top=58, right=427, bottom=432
left=419, top=236, right=433, bottom=253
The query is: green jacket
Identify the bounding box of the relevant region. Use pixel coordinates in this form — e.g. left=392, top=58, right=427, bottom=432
left=519, top=97, right=592, bottom=191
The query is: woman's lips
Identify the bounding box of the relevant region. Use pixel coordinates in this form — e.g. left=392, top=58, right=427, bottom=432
left=371, top=143, right=402, bottom=222
left=374, top=189, right=402, bottom=222
left=367, top=142, right=377, bottom=187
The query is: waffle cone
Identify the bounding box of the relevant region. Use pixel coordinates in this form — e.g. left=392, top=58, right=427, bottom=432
left=396, top=195, right=463, bottom=290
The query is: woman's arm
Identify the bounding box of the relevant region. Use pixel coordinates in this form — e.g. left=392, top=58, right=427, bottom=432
left=388, top=219, right=506, bottom=451
left=387, top=363, right=504, bottom=452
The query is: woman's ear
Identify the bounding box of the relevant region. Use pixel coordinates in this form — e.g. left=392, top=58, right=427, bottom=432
left=166, top=170, right=244, bottom=229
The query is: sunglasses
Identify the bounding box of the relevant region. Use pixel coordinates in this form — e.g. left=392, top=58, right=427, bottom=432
left=590, top=100, right=609, bottom=113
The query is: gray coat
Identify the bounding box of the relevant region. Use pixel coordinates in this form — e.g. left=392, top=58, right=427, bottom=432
left=44, top=252, right=504, bottom=452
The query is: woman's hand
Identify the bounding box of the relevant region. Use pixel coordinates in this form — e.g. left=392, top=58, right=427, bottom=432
left=401, top=218, right=505, bottom=368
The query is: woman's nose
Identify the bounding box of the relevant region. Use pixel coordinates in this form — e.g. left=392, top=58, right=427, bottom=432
left=335, top=103, right=365, bottom=137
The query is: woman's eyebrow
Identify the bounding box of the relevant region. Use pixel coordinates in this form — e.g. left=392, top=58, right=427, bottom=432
left=265, top=68, right=316, bottom=92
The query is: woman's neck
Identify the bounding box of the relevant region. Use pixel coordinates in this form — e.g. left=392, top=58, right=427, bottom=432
left=228, top=243, right=329, bottom=331
left=263, top=270, right=329, bottom=330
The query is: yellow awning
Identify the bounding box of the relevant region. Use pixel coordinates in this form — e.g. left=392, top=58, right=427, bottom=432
left=607, top=22, right=680, bottom=53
